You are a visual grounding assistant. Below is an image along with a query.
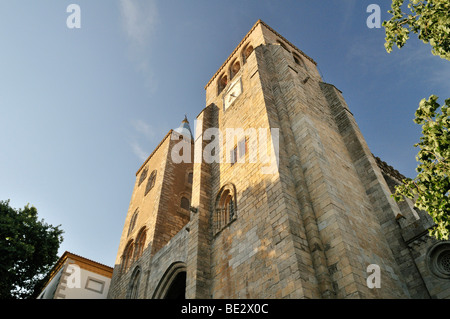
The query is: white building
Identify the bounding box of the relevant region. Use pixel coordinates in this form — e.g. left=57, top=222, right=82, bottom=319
left=37, top=251, right=113, bottom=299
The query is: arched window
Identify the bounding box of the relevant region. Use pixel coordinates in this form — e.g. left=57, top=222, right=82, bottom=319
left=427, top=242, right=450, bottom=279
left=134, top=227, right=147, bottom=260
left=218, top=74, right=228, bottom=94
left=127, top=209, right=138, bottom=236
left=230, top=60, right=241, bottom=80
left=213, top=184, right=237, bottom=235
left=145, top=170, right=157, bottom=195
left=242, top=44, right=254, bottom=64
left=127, top=267, right=141, bottom=299
left=138, top=167, right=148, bottom=186
left=121, top=240, right=134, bottom=273
left=180, top=197, right=190, bottom=211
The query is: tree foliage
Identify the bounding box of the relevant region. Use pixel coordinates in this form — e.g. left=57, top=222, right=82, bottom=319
left=392, top=97, right=450, bottom=240
left=0, top=200, right=64, bottom=299
left=383, top=0, right=450, bottom=60
left=384, top=0, right=450, bottom=240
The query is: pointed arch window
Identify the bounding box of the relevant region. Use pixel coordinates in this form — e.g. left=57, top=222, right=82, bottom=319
left=134, top=227, right=147, bottom=260
left=138, top=167, right=148, bottom=186
left=145, top=170, right=157, bottom=195
left=121, top=240, right=134, bottom=273
left=127, top=267, right=141, bottom=299
left=213, top=184, right=237, bottom=235
left=127, top=209, right=138, bottom=237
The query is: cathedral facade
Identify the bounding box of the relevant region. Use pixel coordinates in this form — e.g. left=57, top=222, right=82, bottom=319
left=107, top=20, right=450, bottom=299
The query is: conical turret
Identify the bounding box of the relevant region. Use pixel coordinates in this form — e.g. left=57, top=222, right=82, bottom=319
left=174, top=115, right=193, bottom=140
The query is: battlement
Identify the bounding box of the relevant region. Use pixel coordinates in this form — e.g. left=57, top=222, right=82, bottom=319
left=374, top=154, right=408, bottom=182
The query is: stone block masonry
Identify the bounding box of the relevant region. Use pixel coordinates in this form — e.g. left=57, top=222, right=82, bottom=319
left=108, top=20, right=450, bottom=299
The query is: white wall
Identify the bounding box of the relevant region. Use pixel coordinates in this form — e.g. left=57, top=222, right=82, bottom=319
left=57, top=263, right=111, bottom=299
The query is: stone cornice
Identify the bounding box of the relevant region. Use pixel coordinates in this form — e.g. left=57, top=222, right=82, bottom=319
left=374, top=154, right=408, bottom=182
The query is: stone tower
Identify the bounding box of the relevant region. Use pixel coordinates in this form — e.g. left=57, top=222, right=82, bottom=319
left=107, top=119, right=194, bottom=299
left=108, top=20, right=450, bottom=299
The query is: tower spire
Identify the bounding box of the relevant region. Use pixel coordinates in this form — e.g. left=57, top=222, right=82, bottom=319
left=174, top=115, right=193, bottom=140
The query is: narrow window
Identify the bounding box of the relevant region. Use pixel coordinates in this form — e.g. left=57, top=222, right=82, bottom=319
left=237, top=138, right=247, bottom=161
left=244, top=45, right=253, bottom=60
left=134, top=228, right=147, bottom=260
left=138, top=167, right=148, bottom=186
left=127, top=209, right=138, bottom=236
left=145, top=170, right=157, bottom=195
left=218, top=74, right=228, bottom=94
left=180, top=197, right=190, bottom=211
left=187, top=172, right=193, bottom=184
left=213, top=184, right=237, bottom=235
left=230, top=146, right=237, bottom=166
left=121, top=240, right=134, bottom=273
left=230, top=60, right=241, bottom=80
left=242, top=43, right=253, bottom=64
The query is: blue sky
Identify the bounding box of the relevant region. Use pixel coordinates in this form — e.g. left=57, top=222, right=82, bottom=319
left=0, top=0, right=449, bottom=268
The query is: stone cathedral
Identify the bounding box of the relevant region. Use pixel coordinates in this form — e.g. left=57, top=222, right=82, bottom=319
left=107, top=20, right=450, bottom=299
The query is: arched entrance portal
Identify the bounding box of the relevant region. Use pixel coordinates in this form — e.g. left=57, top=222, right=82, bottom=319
left=152, top=262, right=187, bottom=299
left=164, top=271, right=186, bottom=299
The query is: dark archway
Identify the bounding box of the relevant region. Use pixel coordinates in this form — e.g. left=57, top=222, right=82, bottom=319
left=164, top=271, right=186, bottom=299
left=152, top=262, right=187, bottom=299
